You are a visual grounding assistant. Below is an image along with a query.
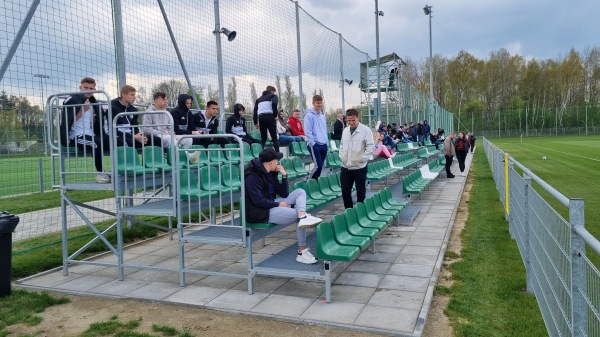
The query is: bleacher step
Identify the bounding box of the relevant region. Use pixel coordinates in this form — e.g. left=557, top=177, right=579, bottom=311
left=397, top=205, right=420, bottom=226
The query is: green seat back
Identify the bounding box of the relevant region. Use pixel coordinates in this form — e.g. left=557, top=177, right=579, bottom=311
left=143, top=146, right=172, bottom=171
left=251, top=143, right=263, bottom=158
left=315, top=222, right=359, bottom=262
left=221, top=164, right=242, bottom=190
left=331, top=215, right=370, bottom=249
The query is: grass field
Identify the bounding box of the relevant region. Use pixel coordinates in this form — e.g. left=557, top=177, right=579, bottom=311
left=489, top=135, right=600, bottom=239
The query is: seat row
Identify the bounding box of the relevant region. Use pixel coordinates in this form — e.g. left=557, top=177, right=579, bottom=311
left=316, top=188, right=407, bottom=261
left=402, top=166, right=435, bottom=195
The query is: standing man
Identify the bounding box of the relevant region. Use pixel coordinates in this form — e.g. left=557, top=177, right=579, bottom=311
left=443, top=132, right=456, bottom=178
left=421, top=120, right=431, bottom=146
left=332, top=113, right=344, bottom=141
left=253, top=85, right=280, bottom=152
left=338, top=109, right=374, bottom=209
left=304, top=95, right=329, bottom=180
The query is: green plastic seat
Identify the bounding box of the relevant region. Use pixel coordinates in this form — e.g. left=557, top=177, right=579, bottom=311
left=116, top=146, right=159, bottom=175
left=224, top=144, right=241, bottom=165
left=207, top=144, right=227, bottom=166
left=293, top=181, right=326, bottom=209
left=299, top=142, right=311, bottom=156
left=292, top=157, right=309, bottom=177
left=339, top=210, right=379, bottom=239
left=143, top=146, right=172, bottom=171
left=316, top=222, right=360, bottom=262
left=318, top=176, right=337, bottom=196
left=330, top=215, right=371, bottom=250
left=383, top=187, right=408, bottom=207
left=242, top=143, right=255, bottom=163
left=280, top=159, right=298, bottom=179
left=307, top=179, right=336, bottom=202
left=372, top=193, right=401, bottom=215
left=179, top=170, right=218, bottom=200
left=200, top=166, right=234, bottom=195
left=344, top=207, right=386, bottom=232
left=251, top=143, right=263, bottom=158
left=365, top=196, right=397, bottom=218
left=221, top=164, right=242, bottom=192
left=360, top=199, right=392, bottom=222
left=290, top=142, right=306, bottom=157
left=354, top=203, right=389, bottom=230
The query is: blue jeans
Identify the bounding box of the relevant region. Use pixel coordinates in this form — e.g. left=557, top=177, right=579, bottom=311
left=308, top=143, right=328, bottom=180
left=278, top=134, right=303, bottom=145
left=382, top=135, right=396, bottom=149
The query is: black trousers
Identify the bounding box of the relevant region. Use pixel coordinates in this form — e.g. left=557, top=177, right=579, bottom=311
left=115, top=132, right=163, bottom=148
left=340, top=166, right=367, bottom=209
left=70, top=135, right=105, bottom=172
left=470, top=140, right=475, bottom=152
left=258, top=114, right=280, bottom=152
left=445, top=155, right=454, bottom=176
left=456, top=151, right=467, bottom=173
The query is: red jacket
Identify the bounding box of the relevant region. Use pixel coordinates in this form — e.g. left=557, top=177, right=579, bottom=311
left=287, top=116, right=305, bottom=136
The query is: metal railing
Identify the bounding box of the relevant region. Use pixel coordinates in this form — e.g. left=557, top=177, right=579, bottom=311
left=483, top=137, right=600, bottom=337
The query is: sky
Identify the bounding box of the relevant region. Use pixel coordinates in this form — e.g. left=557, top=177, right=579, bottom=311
left=296, top=0, right=600, bottom=62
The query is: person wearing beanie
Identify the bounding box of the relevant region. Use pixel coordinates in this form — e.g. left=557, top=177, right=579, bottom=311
left=244, top=148, right=323, bottom=264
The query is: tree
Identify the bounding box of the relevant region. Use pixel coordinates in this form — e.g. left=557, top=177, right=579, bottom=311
left=151, top=79, right=189, bottom=106
left=282, top=75, right=299, bottom=113
left=275, top=75, right=282, bottom=110
left=225, top=76, right=237, bottom=112
left=249, top=82, right=258, bottom=112
left=207, top=85, right=219, bottom=103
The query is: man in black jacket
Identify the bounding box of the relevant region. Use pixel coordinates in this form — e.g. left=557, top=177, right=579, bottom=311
left=332, top=113, right=344, bottom=141
left=244, top=148, right=323, bottom=264
left=60, top=77, right=110, bottom=183
left=253, top=85, right=280, bottom=152
left=226, top=103, right=259, bottom=144
left=189, top=100, right=227, bottom=147
left=109, top=85, right=162, bottom=148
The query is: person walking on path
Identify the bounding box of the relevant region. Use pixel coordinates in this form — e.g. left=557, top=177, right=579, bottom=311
left=469, top=132, right=476, bottom=153
left=455, top=131, right=469, bottom=176
left=244, top=148, right=323, bottom=264
left=443, top=132, right=456, bottom=178
left=338, top=109, right=374, bottom=209
left=253, top=85, right=280, bottom=152
left=332, top=113, right=344, bottom=141
left=304, top=95, right=329, bottom=180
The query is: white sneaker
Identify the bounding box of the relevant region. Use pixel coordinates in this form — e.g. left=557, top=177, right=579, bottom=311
left=296, top=248, right=317, bottom=264
left=389, top=152, right=397, bottom=158
left=369, top=155, right=374, bottom=161
left=96, top=173, right=111, bottom=183
left=298, top=214, right=323, bottom=229
left=460, top=172, right=465, bottom=177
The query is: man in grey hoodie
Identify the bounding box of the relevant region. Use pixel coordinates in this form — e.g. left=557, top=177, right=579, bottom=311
left=142, top=92, right=192, bottom=148
left=304, top=95, right=328, bottom=180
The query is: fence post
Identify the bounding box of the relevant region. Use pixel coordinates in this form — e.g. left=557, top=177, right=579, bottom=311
left=38, top=158, right=44, bottom=193
left=570, top=198, right=586, bottom=337
left=523, top=173, right=532, bottom=294
left=508, top=160, right=514, bottom=238
left=504, top=153, right=509, bottom=217
left=294, top=1, right=304, bottom=113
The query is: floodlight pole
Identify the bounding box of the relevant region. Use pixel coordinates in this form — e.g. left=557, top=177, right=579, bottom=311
left=34, top=73, right=50, bottom=156
left=112, top=0, right=126, bottom=89
left=375, top=0, right=382, bottom=122
left=339, top=33, right=346, bottom=114
left=213, top=0, right=226, bottom=116
left=295, top=1, right=305, bottom=114
left=424, top=5, right=434, bottom=128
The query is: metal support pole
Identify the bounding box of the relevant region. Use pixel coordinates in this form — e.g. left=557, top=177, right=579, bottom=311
left=366, top=53, right=372, bottom=128
left=112, top=0, right=127, bottom=89
left=0, top=0, right=41, bottom=82
left=428, top=9, right=434, bottom=127
left=375, top=0, right=382, bottom=121
left=213, top=0, right=226, bottom=116
left=339, top=33, right=345, bottom=114
left=570, top=198, right=586, bottom=337
left=295, top=1, right=304, bottom=114
left=523, top=173, right=532, bottom=294
left=157, top=0, right=200, bottom=110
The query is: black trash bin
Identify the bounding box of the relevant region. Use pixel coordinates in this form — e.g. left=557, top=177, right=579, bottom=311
left=0, top=211, right=19, bottom=298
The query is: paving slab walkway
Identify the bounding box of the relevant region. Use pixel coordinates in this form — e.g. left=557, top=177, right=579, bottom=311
left=16, top=153, right=474, bottom=337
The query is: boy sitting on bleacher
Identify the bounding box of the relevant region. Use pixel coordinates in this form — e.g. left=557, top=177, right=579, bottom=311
left=244, top=148, right=323, bottom=264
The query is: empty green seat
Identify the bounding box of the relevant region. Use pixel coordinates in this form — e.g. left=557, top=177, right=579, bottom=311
left=221, top=164, right=242, bottom=192
left=365, top=196, right=397, bottom=218
left=298, top=142, right=311, bottom=156
left=207, top=144, right=227, bottom=166
left=179, top=170, right=218, bottom=200
left=292, top=157, right=309, bottom=177
left=307, top=179, right=336, bottom=202
left=116, top=146, right=159, bottom=175
left=330, top=215, right=371, bottom=250
left=200, top=166, right=235, bottom=195
left=316, top=222, right=360, bottom=262
left=344, top=207, right=386, bottom=232
left=242, top=143, right=255, bottom=163
left=328, top=173, right=342, bottom=193
left=280, top=158, right=298, bottom=179
left=340, top=210, right=379, bottom=239
left=224, top=144, right=241, bottom=165
left=251, top=143, right=263, bottom=158
left=354, top=202, right=389, bottom=229
left=143, top=146, right=172, bottom=171
left=293, top=181, right=326, bottom=209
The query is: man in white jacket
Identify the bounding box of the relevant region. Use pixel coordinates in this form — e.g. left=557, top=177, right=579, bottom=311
left=338, top=109, right=375, bottom=209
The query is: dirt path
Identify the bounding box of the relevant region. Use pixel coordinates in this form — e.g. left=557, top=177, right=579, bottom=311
left=11, top=179, right=472, bottom=337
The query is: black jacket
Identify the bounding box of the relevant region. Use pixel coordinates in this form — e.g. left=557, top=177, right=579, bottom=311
left=191, top=111, right=219, bottom=135
left=226, top=103, right=248, bottom=136
left=59, top=94, right=103, bottom=145
left=253, top=90, right=278, bottom=125
left=332, top=119, right=344, bottom=140
left=170, top=94, right=194, bottom=135
left=244, top=158, right=289, bottom=223
left=110, top=97, right=139, bottom=135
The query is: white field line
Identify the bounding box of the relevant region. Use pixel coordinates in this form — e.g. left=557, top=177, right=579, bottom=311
left=525, top=143, right=600, bottom=163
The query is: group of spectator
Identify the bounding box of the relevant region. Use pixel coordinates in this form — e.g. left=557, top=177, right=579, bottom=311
left=442, top=131, right=476, bottom=178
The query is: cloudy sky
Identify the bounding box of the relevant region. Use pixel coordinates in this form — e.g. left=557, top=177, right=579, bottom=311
left=297, top=0, right=599, bottom=62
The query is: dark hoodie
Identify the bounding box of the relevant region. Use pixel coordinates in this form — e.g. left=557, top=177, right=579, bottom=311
left=170, top=94, right=194, bottom=135
left=226, top=103, right=248, bottom=136
left=244, top=158, right=289, bottom=223
left=110, top=97, right=139, bottom=135
left=60, top=94, right=103, bottom=145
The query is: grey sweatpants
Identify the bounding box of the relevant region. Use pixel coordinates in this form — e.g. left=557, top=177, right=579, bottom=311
left=269, top=188, right=308, bottom=247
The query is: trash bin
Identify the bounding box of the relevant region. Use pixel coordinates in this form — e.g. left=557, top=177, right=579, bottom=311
left=0, top=211, right=19, bottom=298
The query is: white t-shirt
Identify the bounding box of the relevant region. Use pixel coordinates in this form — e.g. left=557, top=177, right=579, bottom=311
left=69, top=107, right=95, bottom=139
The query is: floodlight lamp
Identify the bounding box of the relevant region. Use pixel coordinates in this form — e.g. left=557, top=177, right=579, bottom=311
left=423, top=5, right=431, bottom=15
left=344, top=79, right=353, bottom=86
left=219, top=28, right=237, bottom=41
left=377, top=11, right=384, bottom=16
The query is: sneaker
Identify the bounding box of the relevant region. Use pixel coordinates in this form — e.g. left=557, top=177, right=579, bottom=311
left=447, top=174, right=455, bottom=179
left=188, top=151, right=201, bottom=164
left=296, top=248, right=318, bottom=264
left=389, top=152, right=397, bottom=158
left=369, top=155, right=374, bottom=161
left=461, top=172, right=465, bottom=177
left=298, top=214, right=323, bottom=229
left=96, top=173, right=111, bottom=183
